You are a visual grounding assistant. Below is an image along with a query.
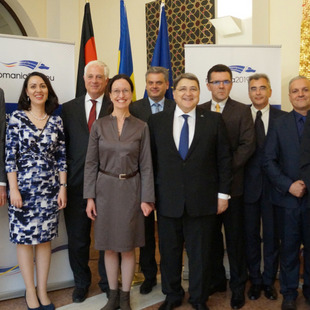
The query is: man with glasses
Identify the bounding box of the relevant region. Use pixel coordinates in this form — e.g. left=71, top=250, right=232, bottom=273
left=201, top=64, right=255, bottom=309
left=244, top=74, right=286, bottom=303
left=148, top=73, right=232, bottom=310
left=130, top=66, right=175, bottom=295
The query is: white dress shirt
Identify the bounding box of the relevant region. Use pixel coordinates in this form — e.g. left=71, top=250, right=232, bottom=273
left=250, top=103, right=270, bottom=133
left=173, top=105, right=196, bottom=150
left=85, top=93, right=104, bottom=121
left=211, top=98, right=228, bottom=113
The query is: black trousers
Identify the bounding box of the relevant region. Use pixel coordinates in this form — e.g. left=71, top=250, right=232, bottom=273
left=64, top=187, right=108, bottom=289
left=158, top=212, right=217, bottom=305
left=211, top=196, right=247, bottom=292
left=139, top=211, right=157, bottom=281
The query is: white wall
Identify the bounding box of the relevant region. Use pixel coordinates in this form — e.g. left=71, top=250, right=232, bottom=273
left=4, top=0, right=303, bottom=108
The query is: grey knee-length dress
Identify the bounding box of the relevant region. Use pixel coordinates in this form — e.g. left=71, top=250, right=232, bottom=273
left=83, top=114, right=155, bottom=252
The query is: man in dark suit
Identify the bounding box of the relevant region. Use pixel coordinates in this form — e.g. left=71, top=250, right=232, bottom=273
left=200, top=64, right=255, bottom=309
left=264, top=76, right=310, bottom=310
left=148, top=73, right=232, bottom=310
left=0, top=88, right=7, bottom=207
left=61, top=60, right=111, bottom=303
left=244, top=73, right=286, bottom=302
left=130, top=66, right=175, bottom=295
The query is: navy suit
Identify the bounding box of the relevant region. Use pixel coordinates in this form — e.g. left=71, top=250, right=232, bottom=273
left=244, top=106, right=286, bottom=286
left=130, top=97, right=175, bottom=282
left=61, top=95, right=111, bottom=290
left=148, top=105, right=232, bottom=305
left=264, top=111, right=310, bottom=301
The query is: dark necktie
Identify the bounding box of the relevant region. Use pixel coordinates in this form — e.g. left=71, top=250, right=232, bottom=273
left=255, top=110, right=265, bottom=148
left=297, top=116, right=305, bottom=138
left=88, top=99, right=97, bottom=132
left=179, top=114, right=189, bottom=160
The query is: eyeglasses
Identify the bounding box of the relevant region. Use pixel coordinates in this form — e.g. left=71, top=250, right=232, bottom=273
left=111, top=89, right=131, bottom=96
left=175, top=86, right=199, bottom=93
left=209, top=80, right=232, bottom=86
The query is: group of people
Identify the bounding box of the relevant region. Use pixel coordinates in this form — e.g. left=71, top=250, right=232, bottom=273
left=0, top=61, right=309, bottom=310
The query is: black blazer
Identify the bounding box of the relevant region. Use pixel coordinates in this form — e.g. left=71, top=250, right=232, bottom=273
left=263, top=111, right=307, bottom=209
left=61, top=95, right=111, bottom=188
left=0, top=88, right=6, bottom=183
left=148, top=105, right=232, bottom=218
left=200, top=98, right=255, bottom=196
left=130, top=97, right=175, bottom=122
left=244, top=106, right=287, bottom=203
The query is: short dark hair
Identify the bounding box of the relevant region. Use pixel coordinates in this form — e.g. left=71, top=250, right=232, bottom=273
left=18, top=71, right=59, bottom=115
left=173, top=73, right=200, bottom=90
left=207, top=64, right=232, bottom=82
left=107, top=74, right=134, bottom=93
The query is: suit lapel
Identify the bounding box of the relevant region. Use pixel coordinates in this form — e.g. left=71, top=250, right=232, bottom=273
left=287, top=112, right=300, bottom=147
left=185, top=108, right=205, bottom=159
left=76, top=96, right=89, bottom=133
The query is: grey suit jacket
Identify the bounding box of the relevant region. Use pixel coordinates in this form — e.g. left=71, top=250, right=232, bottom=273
left=61, top=95, right=111, bottom=189
left=0, top=88, right=6, bottom=183
left=200, top=97, right=255, bottom=196
left=130, top=97, right=175, bottom=122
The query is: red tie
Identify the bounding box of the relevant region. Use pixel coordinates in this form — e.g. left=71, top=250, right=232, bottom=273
left=88, top=99, right=97, bottom=132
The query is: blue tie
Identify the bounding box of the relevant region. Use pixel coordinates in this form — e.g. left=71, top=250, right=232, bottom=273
left=179, top=114, right=189, bottom=160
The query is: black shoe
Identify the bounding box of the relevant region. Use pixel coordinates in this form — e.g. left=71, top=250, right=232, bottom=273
left=231, top=290, right=245, bottom=309
left=209, top=281, right=227, bottom=295
left=139, top=278, right=157, bottom=294
left=72, top=287, right=88, bottom=303
left=38, top=300, right=55, bottom=310
left=281, top=299, right=296, bottom=310
left=263, top=285, right=277, bottom=300
left=158, top=299, right=182, bottom=310
left=190, top=303, right=209, bottom=310
left=247, top=284, right=262, bottom=300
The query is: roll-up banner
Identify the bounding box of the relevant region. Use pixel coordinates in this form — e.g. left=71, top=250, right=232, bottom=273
left=185, top=45, right=281, bottom=108
left=0, top=34, right=74, bottom=300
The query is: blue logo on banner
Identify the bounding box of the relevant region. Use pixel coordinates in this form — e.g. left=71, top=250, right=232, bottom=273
left=229, top=65, right=256, bottom=73
left=1, top=60, right=50, bottom=70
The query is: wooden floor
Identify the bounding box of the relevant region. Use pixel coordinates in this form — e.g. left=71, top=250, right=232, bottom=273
left=1, top=225, right=309, bottom=310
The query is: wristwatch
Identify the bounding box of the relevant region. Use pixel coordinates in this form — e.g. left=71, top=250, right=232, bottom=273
left=60, top=183, right=67, bottom=187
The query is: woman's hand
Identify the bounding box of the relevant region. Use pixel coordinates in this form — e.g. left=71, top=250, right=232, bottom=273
left=86, top=198, right=97, bottom=221
left=10, top=188, right=23, bottom=208
left=141, top=202, right=155, bottom=217
left=57, top=186, right=67, bottom=210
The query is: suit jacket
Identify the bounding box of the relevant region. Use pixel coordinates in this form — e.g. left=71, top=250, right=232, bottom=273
left=263, top=111, right=307, bottom=208
left=244, top=106, right=287, bottom=203
left=61, top=95, right=111, bottom=188
left=300, top=110, right=310, bottom=205
left=200, top=98, right=255, bottom=196
left=148, top=105, right=232, bottom=218
left=130, top=97, right=175, bottom=122
left=0, top=88, right=6, bottom=183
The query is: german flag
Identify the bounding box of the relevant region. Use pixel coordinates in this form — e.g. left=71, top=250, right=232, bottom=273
left=76, top=2, right=97, bottom=97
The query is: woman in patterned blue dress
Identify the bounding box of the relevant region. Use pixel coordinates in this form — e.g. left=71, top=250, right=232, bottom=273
left=5, top=72, right=67, bottom=310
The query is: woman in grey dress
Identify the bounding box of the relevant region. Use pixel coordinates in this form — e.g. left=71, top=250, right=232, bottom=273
left=84, top=74, right=155, bottom=310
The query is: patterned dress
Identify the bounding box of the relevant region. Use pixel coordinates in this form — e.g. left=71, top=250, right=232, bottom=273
left=5, top=110, right=67, bottom=245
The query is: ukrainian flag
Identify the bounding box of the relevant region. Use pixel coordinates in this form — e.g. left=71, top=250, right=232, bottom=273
left=118, top=0, right=136, bottom=101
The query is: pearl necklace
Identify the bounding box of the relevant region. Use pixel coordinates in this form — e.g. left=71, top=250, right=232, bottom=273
left=29, top=110, right=48, bottom=121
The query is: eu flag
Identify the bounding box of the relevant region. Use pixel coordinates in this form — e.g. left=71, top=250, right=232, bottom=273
left=149, top=1, right=173, bottom=99
left=118, top=0, right=136, bottom=101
